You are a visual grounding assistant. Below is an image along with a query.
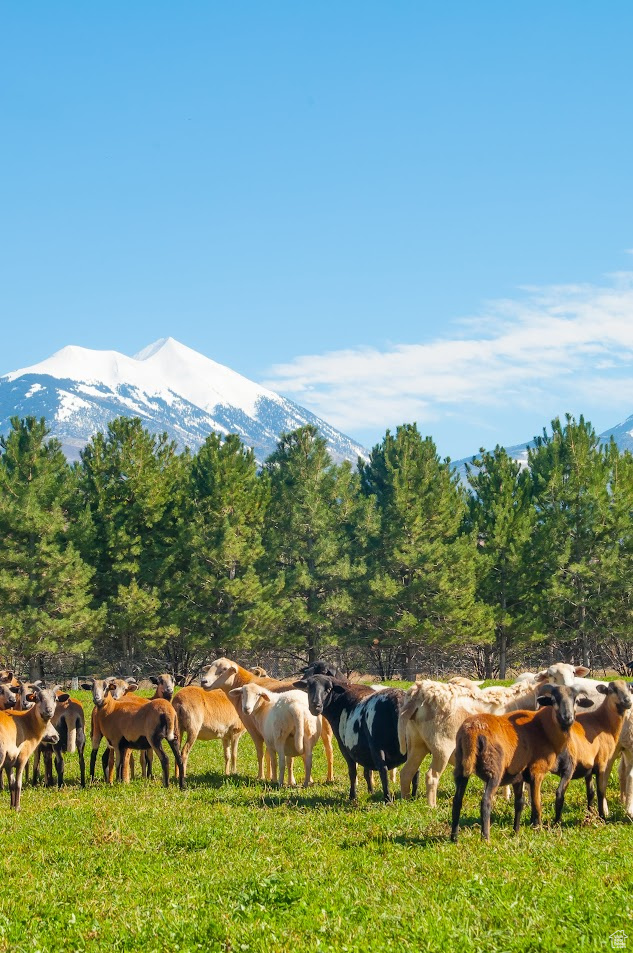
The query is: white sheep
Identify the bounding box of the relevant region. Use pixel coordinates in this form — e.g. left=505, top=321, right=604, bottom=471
left=229, top=684, right=321, bottom=787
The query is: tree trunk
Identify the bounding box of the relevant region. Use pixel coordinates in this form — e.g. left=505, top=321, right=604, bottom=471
left=29, top=654, right=45, bottom=681
left=498, top=628, right=507, bottom=679
left=402, top=644, right=417, bottom=682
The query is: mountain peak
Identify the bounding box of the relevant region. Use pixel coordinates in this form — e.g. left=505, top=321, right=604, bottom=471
left=134, top=337, right=184, bottom=361
left=0, top=339, right=369, bottom=465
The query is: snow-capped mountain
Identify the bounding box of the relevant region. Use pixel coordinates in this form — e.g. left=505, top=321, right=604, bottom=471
left=0, top=338, right=368, bottom=464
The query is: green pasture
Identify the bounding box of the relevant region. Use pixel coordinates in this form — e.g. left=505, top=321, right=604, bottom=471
left=1, top=689, right=631, bottom=953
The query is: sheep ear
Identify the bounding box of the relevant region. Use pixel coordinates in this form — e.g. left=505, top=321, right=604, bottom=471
left=577, top=696, right=594, bottom=708
left=56, top=693, right=70, bottom=703
left=149, top=676, right=159, bottom=685
left=25, top=692, right=36, bottom=703
left=535, top=671, right=549, bottom=683
left=536, top=694, right=555, bottom=707
left=81, top=682, right=93, bottom=691
left=574, top=666, right=590, bottom=677
left=597, top=684, right=609, bottom=695
left=293, top=679, right=308, bottom=689
left=256, top=688, right=273, bottom=702
left=228, top=688, right=242, bottom=698
left=331, top=682, right=347, bottom=695
left=175, top=674, right=187, bottom=686
left=124, top=684, right=139, bottom=693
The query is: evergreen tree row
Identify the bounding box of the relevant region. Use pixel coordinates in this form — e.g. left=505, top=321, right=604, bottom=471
left=1, top=413, right=631, bottom=681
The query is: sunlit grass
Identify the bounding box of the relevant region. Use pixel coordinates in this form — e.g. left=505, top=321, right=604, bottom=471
left=0, top=689, right=631, bottom=952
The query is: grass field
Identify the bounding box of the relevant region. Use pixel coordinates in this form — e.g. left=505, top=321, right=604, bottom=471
left=1, top=688, right=632, bottom=953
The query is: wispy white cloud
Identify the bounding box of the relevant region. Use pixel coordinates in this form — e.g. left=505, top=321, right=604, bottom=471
left=263, top=271, right=633, bottom=438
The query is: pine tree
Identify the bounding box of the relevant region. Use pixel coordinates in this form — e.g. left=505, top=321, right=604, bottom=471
left=466, top=446, right=534, bottom=677
left=360, top=424, right=490, bottom=679
left=76, top=417, right=184, bottom=664
left=0, top=417, right=103, bottom=677
left=260, top=426, right=359, bottom=663
left=527, top=415, right=611, bottom=666
left=166, top=433, right=271, bottom=669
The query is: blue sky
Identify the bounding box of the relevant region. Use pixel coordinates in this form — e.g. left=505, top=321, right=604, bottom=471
left=3, top=3, right=633, bottom=458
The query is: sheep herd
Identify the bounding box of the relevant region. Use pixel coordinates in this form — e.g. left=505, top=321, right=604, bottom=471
left=1, top=658, right=632, bottom=842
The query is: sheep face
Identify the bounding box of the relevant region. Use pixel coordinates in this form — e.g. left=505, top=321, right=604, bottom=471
left=597, top=680, right=633, bottom=715
left=0, top=684, right=17, bottom=709
left=230, top=684, right=270, bottom=715
left=536, top=684, right=593, bottom=730
left=81, top=678, right=111, bottom=708
left=201, top=659, right=238, bottom=691
left=41, top=721, right=60, bottom=745
left=150, top=674, right=175, bottom=701
left=538, top=663, right=591, bottom=685
left=28, top=686, right=68, bottom=722
left=300, top=676, right=346, bottom=717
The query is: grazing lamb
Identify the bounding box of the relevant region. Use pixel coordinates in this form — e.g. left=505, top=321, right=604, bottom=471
left=0, top=685, right=68, bottom=809
left=171, top=686, right=245, bottom=778
left=451, top=684, right=592, bottom=842
left=201, top=658, right=335, bottom=782
left=295, top=675, right=413, bottom=801
left=397, top=677, right=540, bottom=805
left=551, top=680, right=632, bottom=822
left=230, top=683, right=321, bottom=786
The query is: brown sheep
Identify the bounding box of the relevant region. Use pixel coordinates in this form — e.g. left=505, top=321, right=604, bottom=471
left=451, top=684, right=592, bottom=842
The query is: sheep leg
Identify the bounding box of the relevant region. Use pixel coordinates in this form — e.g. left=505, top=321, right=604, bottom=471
left=150, top=740, right=170, bottom=788
left=426, top=750, right=451, bottom=809
left=31, top=747, right=41, bottom=786
left=364, top=766, right=374, bottom=793
left=278, top=749, right=286, bottom=787
left=177, top=730, right=193, bottom=780
left=167, top=737, right=185, bottom=789
left=7, top=764, right=18, bottom=809
left=596, top=768, right=610, bottom=820
left=555, top=767, right=574, bottom=824
left=302, top=743, right=314, bottom=787
left=102, top=747, right=111, bottom=782
left=585, top=774, right=596, bottom=812
left=528, top=771, right=545, bottom=828
left=89, top=730, right=103, bottom=782
left=287, top=756, right=296, bottom=786
left=451, top=774, right=469, bottom=842
left=249, top=731, right=267, bottom=780
left=321, top=720, right=334, bottom=782
left=411, top=769, right=420, bottom=798
left=480, top=777, right=499, bottom=842
left=11, top=755, right=28, bottom=810
left=344, top=753, right=358, bottom=801
left=78, top=742, right=86, bottom=788
left=144, top=750, right=154, bottom=780
left=54, top=749, right=64, bottom=788
left=230, top=732, right=240, bottom=774
left=44, top=749, right=55, bottom=787
left=222, top=737, right=231, bottom=775
left=266, top=745, right=278, bottom=784
left=513, top=781, right=526, bottom=832
left=619, top=751, right=633, bottom=815
left=400, top=739, right=428, bottom=800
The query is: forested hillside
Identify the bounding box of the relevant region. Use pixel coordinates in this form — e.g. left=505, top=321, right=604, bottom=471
left=1, top=413, right=631, bottom=682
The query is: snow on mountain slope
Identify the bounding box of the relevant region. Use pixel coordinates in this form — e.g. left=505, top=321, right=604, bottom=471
left=1, top=339, right=368, bottom=465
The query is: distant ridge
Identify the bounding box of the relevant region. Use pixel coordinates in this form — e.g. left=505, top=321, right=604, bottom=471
left=0, top=338, right=368, bottom=465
